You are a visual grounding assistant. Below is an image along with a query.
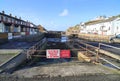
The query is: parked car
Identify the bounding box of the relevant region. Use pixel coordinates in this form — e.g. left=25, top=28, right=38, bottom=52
left=109, top=34, right=120, bottom=43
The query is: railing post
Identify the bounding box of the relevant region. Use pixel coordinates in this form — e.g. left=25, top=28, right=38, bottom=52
left=96, top=48, right=99, bottom=62
left=86, top=44, right=87, bottom=55
left=96, top=43, right=101, bottom=62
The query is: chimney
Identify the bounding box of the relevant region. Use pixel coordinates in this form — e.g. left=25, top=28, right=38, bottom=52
left=10, top=13, right=12, bottom=16
left=2, top=11, right=5, bottom=14
left=15, top=16, right=17, bottom=18
left=19, top=17, right=21, bottom=20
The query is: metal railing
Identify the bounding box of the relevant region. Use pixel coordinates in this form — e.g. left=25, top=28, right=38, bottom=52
left=67, top=39, right=99, bottom=62
left=66, top=39, right=120, bottom=70
left=99, top=43, right=120, bottom=60
left=26, top=37, right=47, bottom=59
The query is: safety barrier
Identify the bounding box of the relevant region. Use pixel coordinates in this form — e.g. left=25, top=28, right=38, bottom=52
left=65, top=39, right=120, bottom=69
left=99, top=43, right=120, bottom=60
left=26, top=38, right=47, bottom=59
left=76, top=40, right=99, bottom=62
left=66, top=39, right=99, bottom=62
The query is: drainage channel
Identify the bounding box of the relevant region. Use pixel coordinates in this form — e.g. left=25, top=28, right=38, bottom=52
left=13, top=38, right=78, bottom=73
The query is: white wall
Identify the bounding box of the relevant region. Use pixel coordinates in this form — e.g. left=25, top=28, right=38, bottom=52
left=113, top=18, right=120, bottom=35
left=81, top=20, right=114, bottom=35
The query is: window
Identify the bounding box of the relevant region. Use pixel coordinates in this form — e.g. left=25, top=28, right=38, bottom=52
left=0, top=16, right=3, bottom=21
left=15, top=20, right=18, bottom=24
left=21, top=27, right=23, bottom=32
left=12, top=19, right=14, bottom=23
left=17, top=21, right=19, bottom=24
left=8, top=18, right=11, bottom=23
left=4, top=26, right=10, bottom=32
left=14, top=27, right=19, bottom=32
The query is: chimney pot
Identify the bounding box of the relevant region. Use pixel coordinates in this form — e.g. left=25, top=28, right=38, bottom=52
left=19, top=17, right=21, bottom=20
left=15, top=16, right=17, bottom=18
left=2, top=11, right=5, bottom=14
left=10, top=13, right=12, bottom=16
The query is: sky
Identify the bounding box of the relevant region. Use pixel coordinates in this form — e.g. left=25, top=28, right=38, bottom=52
left=0, top=0, right=120, bottom=31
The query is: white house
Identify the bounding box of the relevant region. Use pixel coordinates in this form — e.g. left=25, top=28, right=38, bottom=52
left=80, top=16, right=120, bottom=36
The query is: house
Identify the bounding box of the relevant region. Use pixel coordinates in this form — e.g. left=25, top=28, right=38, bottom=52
left=0, top=11, right=39, bottom=40
left=80, top=15, right=120, bottom=36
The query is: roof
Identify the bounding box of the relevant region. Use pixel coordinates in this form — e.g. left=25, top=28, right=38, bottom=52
left=0, top=12, right=22, bottom=21
left=0, top=11, right=37, bottom=28
left=85, top=16, right=119, bottom=25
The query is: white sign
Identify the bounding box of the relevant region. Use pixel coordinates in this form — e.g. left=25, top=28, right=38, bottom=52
left=46, top=49, right=60, bottom=58
left=8, top=33, right=13, bottom=39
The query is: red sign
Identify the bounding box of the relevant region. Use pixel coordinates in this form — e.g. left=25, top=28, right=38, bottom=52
left=46, top=49, right=60, bottom=58
left=60, top=50, right=71, bottom=58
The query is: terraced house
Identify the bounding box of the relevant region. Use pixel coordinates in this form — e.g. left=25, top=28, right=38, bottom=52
left=80, top=15, right=120, bottom=36
left=0, top=11, right=39, bottom=41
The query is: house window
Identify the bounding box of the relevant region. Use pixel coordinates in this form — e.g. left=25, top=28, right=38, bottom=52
left=30, top=28, right=33, bottom=32
left=4, top=26, right=10, bottom=32
left=8, top=18, right=11, bottom=23
left=35, top=29, right=38, bottom=32
left=12, top=19, right=14, bottom=23
left=1, top=16, right=3, bottom=21
left=20, top=21, right=22, bottom=24
left=15, top=20, right=18, bottom=24
left=21, top=27, right=23, bottom=32
left=17, top=21, right=19, bottom=24
left=14, top=27, right=18, bottom=32
left=23, top=27, right=26, bottom=32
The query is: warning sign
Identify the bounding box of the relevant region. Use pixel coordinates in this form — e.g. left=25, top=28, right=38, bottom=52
left=60, top=50, right=70, bottom=58
left=46, top=49, right=60, bottom=58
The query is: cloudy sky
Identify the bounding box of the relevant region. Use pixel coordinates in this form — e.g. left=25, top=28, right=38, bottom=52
left=0, top=0, right=120, bottom=31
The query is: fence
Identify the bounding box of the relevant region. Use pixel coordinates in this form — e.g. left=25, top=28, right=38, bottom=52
left=99, top=43, right=120, bottom=60
left=26, top=38, right=47, bottom=59
left=65, top=39, right=99, bottom=62
left=74, top=39, right=99, bottom=62
left=67, top=39, right=120, bottom=70
left=98, top=43, right=120, bottom=69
